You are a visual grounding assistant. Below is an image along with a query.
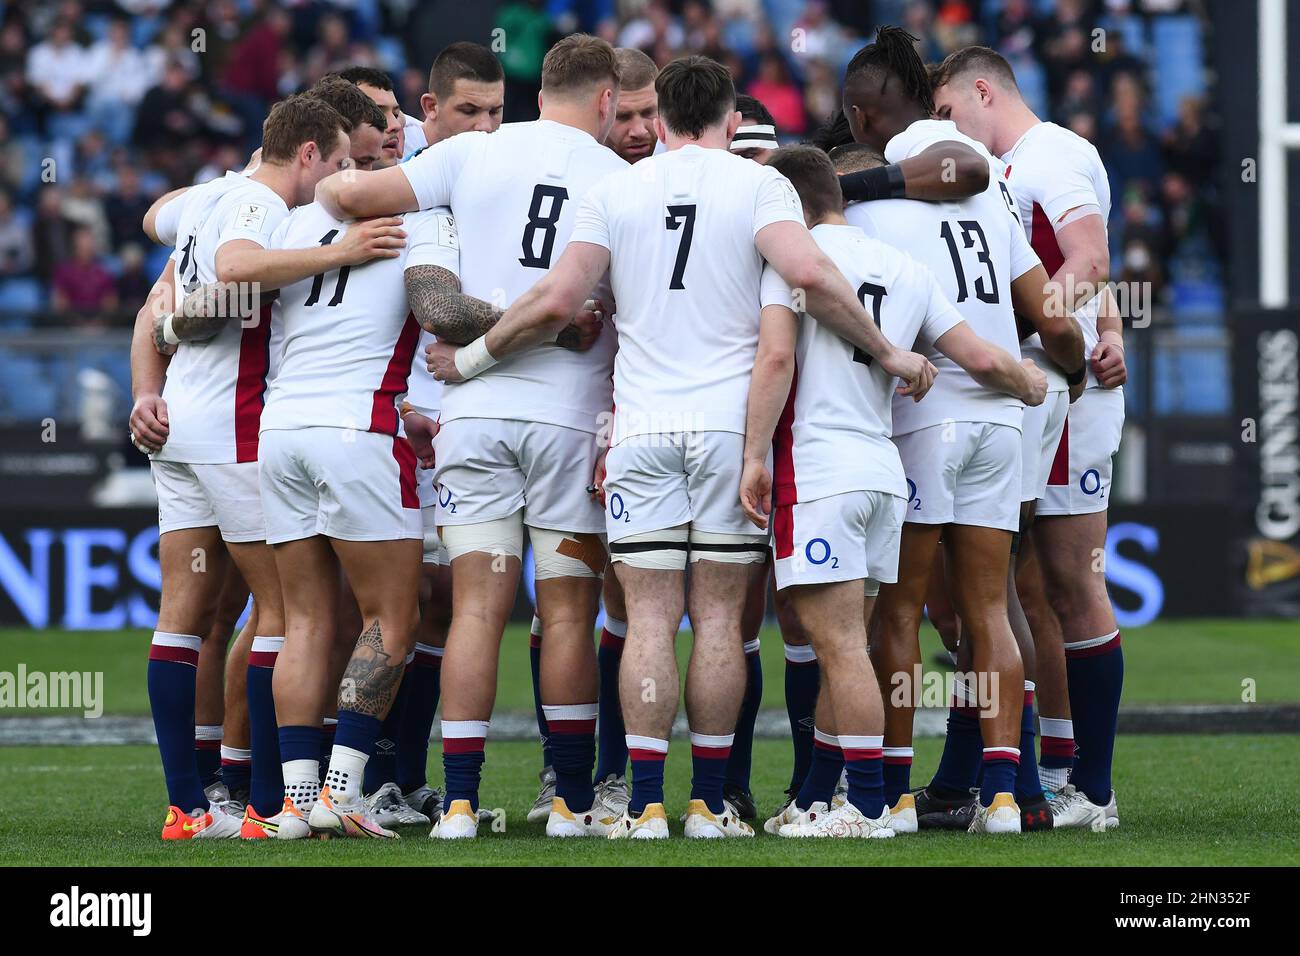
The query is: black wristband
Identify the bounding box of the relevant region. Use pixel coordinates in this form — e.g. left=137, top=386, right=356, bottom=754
left=1065, top=362, right=1087, bottom=386
left=839, top=163, right=907, bottom=202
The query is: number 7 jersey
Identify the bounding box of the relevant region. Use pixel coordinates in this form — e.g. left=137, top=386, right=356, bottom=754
left=568, top=144, right=805, bottom=445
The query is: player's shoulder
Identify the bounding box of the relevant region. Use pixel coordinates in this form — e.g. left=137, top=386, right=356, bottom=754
left=1012, top=121, right=1103, bottom=170
left=887, top=118, right=985, bottom=161
left=211, top=176, right=287, bottom=221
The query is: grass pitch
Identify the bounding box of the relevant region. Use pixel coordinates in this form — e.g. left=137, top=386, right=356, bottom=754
left=1, top=735, right=1296, bottom=866
left=2, top=618, right=1297, bottom=717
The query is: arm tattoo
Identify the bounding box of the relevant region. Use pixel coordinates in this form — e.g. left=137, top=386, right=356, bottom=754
left=338, top=620, right=404, bottom=717
left=405, top=264, right=503, bottom=344
left=169, top=282, right=242, bottom=343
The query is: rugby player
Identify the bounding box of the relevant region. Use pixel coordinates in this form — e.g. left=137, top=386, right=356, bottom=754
left=319, top=34, right=628, bottom=839
left=745, top=145, right=1045, bottom=837
left=402, top=42, right=505, bottom=159
left=136, top=94, right=355, bottom=838
left=932, top=46, right=1127, bottom=830
left=425, top=55, right=935, bottom=839
left=839, top=27, right=1079, bottom=833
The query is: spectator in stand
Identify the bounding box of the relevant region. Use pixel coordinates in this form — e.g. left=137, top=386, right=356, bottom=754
left=51, top=226, right=118, bottom=323
left=25, top=19, right=90, bottom=139
left=1104, top=73, right=1166, bottom=199
left=85, top=16, right=156, bottom=145
left=793, top=1, right=844, bottom=63
left=495, top=0, right=557, bottom=121
left=133, top=58, right=206, bottom=152
left=1164, top=95, right=1218, bottom=190
left=115, top=243, right=154, bottom=319
left=0, top=189, right=34, bottom=279
left=802, top=57, right=840, bottom=129
left=994, top=0, right=1039, bottom=60
left=105, top=166, right=154, bottom=250
left=1037, top=0, right=1093, bottom=104
left=748, top=52, right=806, bottom=135
left=32, top=189, right=74, bottom=283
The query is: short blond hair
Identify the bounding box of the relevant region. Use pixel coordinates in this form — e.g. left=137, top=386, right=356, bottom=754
left=542, top=33, right=620, bottom=96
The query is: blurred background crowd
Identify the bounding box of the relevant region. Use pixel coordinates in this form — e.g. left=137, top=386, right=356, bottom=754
left=0, top=0, right=1223, bottom=438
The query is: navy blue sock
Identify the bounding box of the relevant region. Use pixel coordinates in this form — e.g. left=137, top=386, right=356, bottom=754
left=147, top=631, right=205, bottom=811
left=1066, top=631, right=1124, bottom=805
left=784, top=645, right=819, bottom=792
left=593, top=622, right=628, bottom=781
left=841, top=735, right=885, bottom=818
left=544, top=704, right=597, bottom=813
left=980, top=750, right=1020, bottom=807
left=396, top=647, right=441, bottom=792
left=318, top=720, right=336, bottom=785
left=220, top=747, right=251, bottom=798
left=627, top=737, right=668, bottom=815
left=883, top=747, right=913, bottom=806
left=689, top=733, right=732, bottom=814
left=278, top=724, right=321, bottom=764
left=442, top=720, right=488, bottom=812
left=363, top=667, right=409, bottom=793
left=1016, top=684, right=1045, bottom=800
left=529, top=618, right=554, bottom=769
left=929, top=697, right=983, bottom=795
left=726, top=639, right=763, bottom=790
left=246, top=636, right=283, bottom=816
left=194, top=726, right=222, bottom=790
left=335, top=710, right=383, bottom=755
left=796, top=731, right=844, bottom=810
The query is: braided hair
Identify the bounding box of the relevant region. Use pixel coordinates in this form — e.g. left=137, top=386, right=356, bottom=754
left=844, top=26, right=935, bottom=116
left=807, top=109, right=854, bottom=153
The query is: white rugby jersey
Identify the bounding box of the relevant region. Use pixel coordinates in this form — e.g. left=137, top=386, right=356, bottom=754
left=259, top=203, right=456, bottom=436
left=403, top=206, right=457, bottom=420
left=568, top=144, right=804, bottom=443
left=760, top=224, right=962, bottom=504
left=1001, top=121, right=1112, bottom=389
left=846, top=119, right=1039, bottom=436
left=154, top=174, right=289, bottom=464
left=400, top=120, right=628, bottom=433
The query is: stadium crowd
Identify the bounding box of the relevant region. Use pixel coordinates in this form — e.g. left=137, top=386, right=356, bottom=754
left=0, top=0, right=1218, bottom=337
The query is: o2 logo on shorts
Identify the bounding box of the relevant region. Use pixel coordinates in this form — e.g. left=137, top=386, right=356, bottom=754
left=438, top=485, right=457, bottom=514
left=907, top=479, right=921, bottom=511
left=1079, top=469, right=1104, bottom=498
left=608, top=492, right=630, bottom=523
left=805, top=537, right=838, bottom=569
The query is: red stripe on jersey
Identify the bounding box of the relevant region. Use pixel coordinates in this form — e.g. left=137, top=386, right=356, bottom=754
left=234, top=302, right=274, bottom=463
left=1030, top=202, right=1064, bottom=276
left=772, top=364, right=799, bottom=507
left=1003, top=164, right=1012, bottom=178
left=1047, top=414, right=1070, bottom=486
left=390, top=436, right=419, bottom=509
left=369, top=313, right=420, bottom=436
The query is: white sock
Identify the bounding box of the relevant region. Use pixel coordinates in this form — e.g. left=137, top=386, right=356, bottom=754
left=1040, top=765, right=1070, bottom=793
left=282, top=759, right=320, bottom=812
left=325, top=745, right=368, bottom=802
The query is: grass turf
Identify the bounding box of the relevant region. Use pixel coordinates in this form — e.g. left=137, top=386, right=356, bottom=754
left=1, top=618, right=1297, bottom=718
left=1, top=735, right=1296, bottom=866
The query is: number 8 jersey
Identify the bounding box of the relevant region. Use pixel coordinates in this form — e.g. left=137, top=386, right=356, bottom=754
left=398, top=120, right=628, bottom=434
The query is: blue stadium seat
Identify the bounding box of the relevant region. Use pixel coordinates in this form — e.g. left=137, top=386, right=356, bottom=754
left=0, top=277, right=45, bottom=320
left=0, top=354, right=60, bottom=421
left=1151, top=16, right=1204, bottom=129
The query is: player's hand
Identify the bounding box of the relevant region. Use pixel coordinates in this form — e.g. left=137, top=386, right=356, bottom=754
left=151, top=311, right=177, bottom=356
left=336, top=216, right=406, bottom=266
left=557, top=299, right=606, bottom=352
left=426, top=341, right=464, bottom=383
left=1020, top=358, right=1048, bottom=407
left=1091, top=340, right=1127, bottom=389
left=739, top=458, right=773, bottom=530
left=402, top=410, right=439, bottom=469
left=588, top=445, right=609, bottom=505
left=241, top=147, right=262, bottom=174
left=130, top=394, right=169, bottom=454
left=885, top=349, right=938, bottom=402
